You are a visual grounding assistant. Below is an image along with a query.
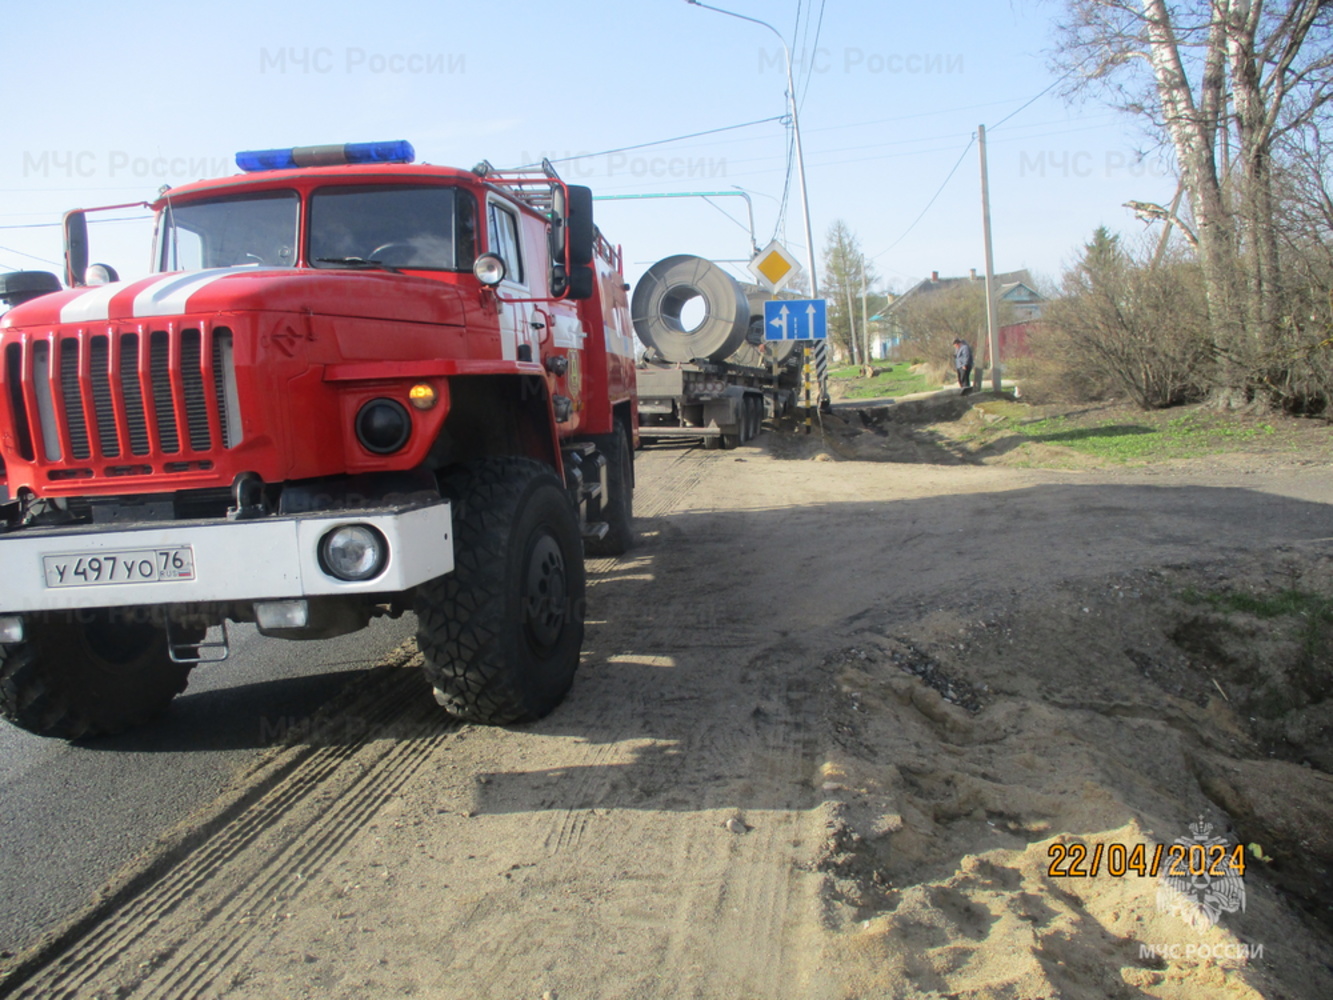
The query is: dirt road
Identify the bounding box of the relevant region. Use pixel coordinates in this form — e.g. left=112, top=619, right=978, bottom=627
left=3, top=426, right=1332, bottom=999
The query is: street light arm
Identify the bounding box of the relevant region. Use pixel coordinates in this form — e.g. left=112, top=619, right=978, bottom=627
left=730, top=187, right=758, bottom=256
left=683, top=0, right=818, bottom=299
left=684, top=0, right=787, bottom=49
left=682, top=0, right=794, bottom=127
left=685, top=0, right=828, bottom=407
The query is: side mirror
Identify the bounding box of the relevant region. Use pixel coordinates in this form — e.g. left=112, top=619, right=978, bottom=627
left=548, top=184, right=595, bottom=301
left=566, top=264, right=595, bottom=300
left=548, top=185, right=567, bottom=264
left=63, top=210, right=89, bottom=288
left=566, top=185, right=594, bottom=266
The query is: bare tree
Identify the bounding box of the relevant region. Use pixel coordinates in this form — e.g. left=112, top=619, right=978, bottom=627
left=821, top=221, right=878, bottom=366
left=1053, top=0, right=1333, bottom=406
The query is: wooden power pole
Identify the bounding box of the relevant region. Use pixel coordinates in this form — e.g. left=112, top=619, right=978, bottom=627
left=978, top=124, right=1001, bottom=392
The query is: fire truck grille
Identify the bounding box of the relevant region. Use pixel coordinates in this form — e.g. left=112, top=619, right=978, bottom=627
left=180, top=331, right=211, bottom=451
left=8, top=326, right=242, bottom=471
left=119, top=335, right=150, bottom=455
left=89, top=337, right=119, bottom=456
left=148, top=331, right=181, bottom=453
left=59, top=340, right=91, bottom=460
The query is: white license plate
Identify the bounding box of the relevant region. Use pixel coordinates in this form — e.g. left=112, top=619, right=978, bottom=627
left=42, top=546, right=196, bottom=588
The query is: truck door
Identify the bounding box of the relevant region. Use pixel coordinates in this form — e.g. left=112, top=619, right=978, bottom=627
left=487, top=198, right=531, bottom=361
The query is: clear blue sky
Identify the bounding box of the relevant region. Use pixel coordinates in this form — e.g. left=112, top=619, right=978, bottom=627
left=1, top=0, right=1176, bottom=295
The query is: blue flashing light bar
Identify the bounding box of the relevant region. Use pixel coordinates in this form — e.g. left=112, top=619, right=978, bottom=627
left=235, top=140, right=415, bottom=173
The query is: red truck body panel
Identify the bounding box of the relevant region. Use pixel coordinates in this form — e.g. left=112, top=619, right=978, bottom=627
left=0, top=161, right=636, bottom=500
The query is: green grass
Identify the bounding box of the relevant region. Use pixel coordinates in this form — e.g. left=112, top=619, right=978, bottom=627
left=829, top=365, right=936, bottom=399
left=972, top=399, right=1029, bottom=420
left=1183, top=588, right=1333, bottom=621
left=1181, top=587, right=1333, bottom=664
left=1011, top=411, right=1276, bottom=462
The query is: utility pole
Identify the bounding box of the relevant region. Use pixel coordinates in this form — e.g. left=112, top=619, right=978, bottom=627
left=977, top=124, right=1002, bottom=393
left=686, top=0, right=829, bottom=407
left=860, top=259, right=871, bottom=374
left=845, top=283, right=856, bottom=366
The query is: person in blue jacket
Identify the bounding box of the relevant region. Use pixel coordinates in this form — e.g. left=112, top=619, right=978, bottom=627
left=953, top=338, right=974, bottom=394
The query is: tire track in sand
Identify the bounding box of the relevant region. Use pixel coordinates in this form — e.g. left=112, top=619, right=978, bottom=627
left=1, top=651, right=454, bottom=1000
left=575, top=447, right=831, bottom=998
left=542, top=445, right=717, bottom=858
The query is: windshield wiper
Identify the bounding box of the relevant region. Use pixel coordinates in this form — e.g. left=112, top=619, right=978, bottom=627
left=314, top=256, right=400, bottom=273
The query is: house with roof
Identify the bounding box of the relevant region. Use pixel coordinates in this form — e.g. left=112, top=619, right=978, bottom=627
left=870, top=268, right=1043, bottom=362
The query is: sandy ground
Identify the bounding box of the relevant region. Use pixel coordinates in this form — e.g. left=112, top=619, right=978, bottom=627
left=3, top=403, right=1333, bottom=1000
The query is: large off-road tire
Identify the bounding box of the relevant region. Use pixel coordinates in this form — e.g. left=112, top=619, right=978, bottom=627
left=416, top=458, right=586, bottom=725
left=0, top=613, right=193, bottom=740
left=585, top=421, right=634, bottom=557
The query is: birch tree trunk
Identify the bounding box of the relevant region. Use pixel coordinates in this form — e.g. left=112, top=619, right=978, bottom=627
left=1141, top=0, right=1245, bottom=396
left=1056, top=0, right=1333, bottom=408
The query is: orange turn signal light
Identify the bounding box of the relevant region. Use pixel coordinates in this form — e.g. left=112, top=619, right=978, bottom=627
left=408, top=383, right=437, bottom=410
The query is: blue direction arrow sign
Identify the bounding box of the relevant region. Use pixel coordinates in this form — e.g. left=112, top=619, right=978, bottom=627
left=764, top=298, right=827, bottom=341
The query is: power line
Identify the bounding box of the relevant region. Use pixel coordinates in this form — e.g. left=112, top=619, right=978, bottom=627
left=791, top=0, right=806, bottom=87
left=771, top=0, right=824, bottom=249
left=771, top=126, right=796, bottom=245
left=798, top=0, right=827, bottom=112
left=988, top=76, right=1067, bottom=131
left=804, top=95, right=1059, bottom=137
left=699, top=196, right=753, bottom=238
left=515, top=86, right=1104, bottom=182
left=518, top=116, right=785, bottom=169
left=869, top=136, right=976, bottom=259
left=987, top=60, right=1097, bottom=133
left=0, top=244, right=61, bottom=267
left=980, top=120, right=1141, bottom=145
left=0, top=214, right=151, bottom=232
left=863, top=69, right=1090, bottom=264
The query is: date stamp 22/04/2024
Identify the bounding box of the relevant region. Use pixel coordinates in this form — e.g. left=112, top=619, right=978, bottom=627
left=1046, top=840, right=1247, bottom=880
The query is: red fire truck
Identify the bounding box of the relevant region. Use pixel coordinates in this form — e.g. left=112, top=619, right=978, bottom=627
left=0, top=140, right=637, bottom=739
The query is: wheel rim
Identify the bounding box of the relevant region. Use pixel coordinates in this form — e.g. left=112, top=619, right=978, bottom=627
left=523, top=531, right=568, bottom=653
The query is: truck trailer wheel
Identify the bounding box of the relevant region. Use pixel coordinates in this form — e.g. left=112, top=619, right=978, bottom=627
left=585, top=421, right=634, bottom=557
left=0, top=614, right=194, bottom=740
left=416, top=458, right=586, bottom=725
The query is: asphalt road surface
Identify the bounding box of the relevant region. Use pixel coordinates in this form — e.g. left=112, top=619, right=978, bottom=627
left=0, top=615, right=416, bottom=956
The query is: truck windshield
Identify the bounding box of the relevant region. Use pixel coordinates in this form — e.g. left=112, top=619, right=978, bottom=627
left=309, top=185, right=475, bottom=271
left=157, top=189, right=299, bottom=271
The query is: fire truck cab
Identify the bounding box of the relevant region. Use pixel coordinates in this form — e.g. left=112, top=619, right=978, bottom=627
left=0, top=141, right=637, bottom=739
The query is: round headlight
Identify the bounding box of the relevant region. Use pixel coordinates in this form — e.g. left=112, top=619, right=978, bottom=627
left=473, top=253, right=506, bottom=286
left=319, top=524, right=388, bottom=581
left=355, top=398, right=411, bottom=454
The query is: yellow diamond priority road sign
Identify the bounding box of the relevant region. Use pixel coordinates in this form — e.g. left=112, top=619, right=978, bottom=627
left=747, top=240, right=802, bottom=292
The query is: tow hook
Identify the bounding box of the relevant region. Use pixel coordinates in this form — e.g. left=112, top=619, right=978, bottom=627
left=227, top=471, right=268, bottom=521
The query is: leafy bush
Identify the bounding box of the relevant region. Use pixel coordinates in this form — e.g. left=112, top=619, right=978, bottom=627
left=1036, top=229, right=1215, bottom=409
